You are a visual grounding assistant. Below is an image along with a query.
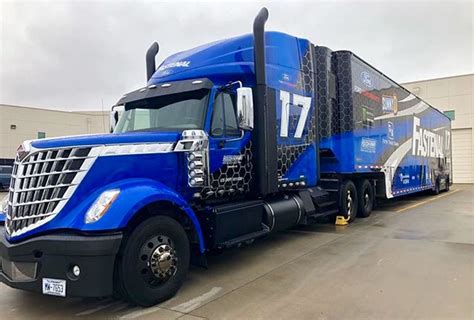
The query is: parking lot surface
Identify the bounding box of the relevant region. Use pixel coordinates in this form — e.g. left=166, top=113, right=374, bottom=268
left=0, top=185, right=473, bottom=319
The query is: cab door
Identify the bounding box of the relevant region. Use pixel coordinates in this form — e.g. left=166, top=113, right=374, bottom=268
left=204, top=91, right=253, bottom=199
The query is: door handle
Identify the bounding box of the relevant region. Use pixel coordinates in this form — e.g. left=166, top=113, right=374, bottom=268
left=218, top=140, right=226, bottom=149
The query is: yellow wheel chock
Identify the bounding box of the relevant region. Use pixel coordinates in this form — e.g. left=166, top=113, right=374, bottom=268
left=335, top=215, right=349, bottom=226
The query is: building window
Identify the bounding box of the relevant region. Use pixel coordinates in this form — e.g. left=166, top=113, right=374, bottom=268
left=444, top=110, right=455, bottom=121
left=37, top=132, right=46, bottom=139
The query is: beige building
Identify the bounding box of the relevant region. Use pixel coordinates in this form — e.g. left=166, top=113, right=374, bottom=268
left=403, top=74, right=474, bottom=183
left=0, top=104, right=108, bottom=162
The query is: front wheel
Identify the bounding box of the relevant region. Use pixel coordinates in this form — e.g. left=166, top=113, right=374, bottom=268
left=340, top=180, right=358, bottom=223
left=116, top=216, right=190, bottom=306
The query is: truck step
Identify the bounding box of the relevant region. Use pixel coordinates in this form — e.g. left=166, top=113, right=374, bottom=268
left=309, top=188, right=331, bottom=203
left=218, top=225, right=270, bottom=248
left=316, top=200, right=337, bottom=208
left=318, top=176, right=341, bottom=192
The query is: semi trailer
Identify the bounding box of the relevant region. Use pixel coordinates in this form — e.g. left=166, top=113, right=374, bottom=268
left=0, top=8, right=451, bottom=306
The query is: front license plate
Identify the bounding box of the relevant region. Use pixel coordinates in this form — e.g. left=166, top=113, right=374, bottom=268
left=42, top=278, right=66, bottom=297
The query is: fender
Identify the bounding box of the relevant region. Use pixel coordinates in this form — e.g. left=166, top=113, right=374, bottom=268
left=71, top=178, right=206, bottom=253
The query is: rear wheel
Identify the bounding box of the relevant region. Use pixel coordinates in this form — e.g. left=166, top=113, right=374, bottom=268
left=340, top=180, right=358, bottom=223
left=432, top=179, right=440, bottom=195
left=357, top=179, right=373, bottom=218
left=116, top=216, right=190, bottom=306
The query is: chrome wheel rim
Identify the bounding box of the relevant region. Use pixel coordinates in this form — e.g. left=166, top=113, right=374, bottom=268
left=364, top=191, right=370, bottom=209
left=138, top=235, right=178, bottom=286
left=346, top=190, right=353, bottom=218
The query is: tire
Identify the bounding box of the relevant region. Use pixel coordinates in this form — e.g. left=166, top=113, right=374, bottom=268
left=445, top=178, right=450, bottom=192
left=432, top=179, right=440, bottom=195
left=357, top=179, right=373, bottom=218
left=116, top=216, right=190, bottom=306
left=340, top=180, right=358, bottom=223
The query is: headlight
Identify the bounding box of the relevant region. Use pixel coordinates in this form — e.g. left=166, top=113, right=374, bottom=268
left=85, top=189, right=120, bottom=224
left=0, top=194, right=9, bottom=214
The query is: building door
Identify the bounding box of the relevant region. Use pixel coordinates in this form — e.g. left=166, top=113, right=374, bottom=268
left=451, top=128, right=473, bottom=183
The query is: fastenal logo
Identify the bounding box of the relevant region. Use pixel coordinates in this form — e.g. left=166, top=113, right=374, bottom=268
left=157, top=60, right=191, bottom=71
left=411, top=117, right=445, bottom=159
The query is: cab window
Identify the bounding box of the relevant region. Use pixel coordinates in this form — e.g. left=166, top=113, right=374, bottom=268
left=211, top=92, right=240, bottom=138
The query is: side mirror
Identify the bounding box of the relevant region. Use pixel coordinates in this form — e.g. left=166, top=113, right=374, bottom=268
left=109, top=105, right=124, bottom=133
left=236, top=87, right=254, bottom=130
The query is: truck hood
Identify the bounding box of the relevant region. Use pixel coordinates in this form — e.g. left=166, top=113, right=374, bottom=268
left=30, top=132, right=182, bottom=149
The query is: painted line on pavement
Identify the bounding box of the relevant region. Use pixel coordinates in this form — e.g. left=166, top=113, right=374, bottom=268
left=119, top=288, right=222, bottom=319
left=170, top=287, right=223, bottom=313
left=76, top=300, right=122, bottom=316
left=120, top=305, right=165, bottom=319
left=395, top=189, right=460, bottom=213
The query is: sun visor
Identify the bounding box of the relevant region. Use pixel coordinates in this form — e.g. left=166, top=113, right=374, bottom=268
left=115, top=78, right=213, bottom=107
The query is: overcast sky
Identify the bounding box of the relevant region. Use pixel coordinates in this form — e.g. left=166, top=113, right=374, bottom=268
left=1, top=0, right=472, bottom=111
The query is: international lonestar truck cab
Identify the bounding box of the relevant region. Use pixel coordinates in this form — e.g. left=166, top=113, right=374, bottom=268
left=0, top=8, right=451, bottom=306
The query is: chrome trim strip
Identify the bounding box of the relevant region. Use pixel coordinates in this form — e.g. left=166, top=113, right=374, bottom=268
left=9, top=183, right=77, bottom=193
left=100, top=143, right=175, bottom=156
left=9, top=212, right=56, bottom=221
left=21, top=156, right=93, bottom=165
left=8, top=197, right=68, bottom=207
left=12, top=169, right=87, bottom=180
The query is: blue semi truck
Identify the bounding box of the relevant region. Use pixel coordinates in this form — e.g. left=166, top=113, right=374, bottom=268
left=0, top=8, right=451, bottom=306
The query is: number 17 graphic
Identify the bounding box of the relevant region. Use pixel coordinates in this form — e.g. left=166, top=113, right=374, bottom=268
left=279, top=90, right=311, bottom=139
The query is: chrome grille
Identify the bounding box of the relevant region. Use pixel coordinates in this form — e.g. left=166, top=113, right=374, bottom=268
left=6, top=146, right=97, bottom=236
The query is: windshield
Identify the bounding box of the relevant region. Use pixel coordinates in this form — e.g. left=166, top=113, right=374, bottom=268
left=114, top=89, right=209, bottom=133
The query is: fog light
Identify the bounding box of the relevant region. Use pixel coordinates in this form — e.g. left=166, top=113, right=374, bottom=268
left=73, top=265, right=81, bottom=277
